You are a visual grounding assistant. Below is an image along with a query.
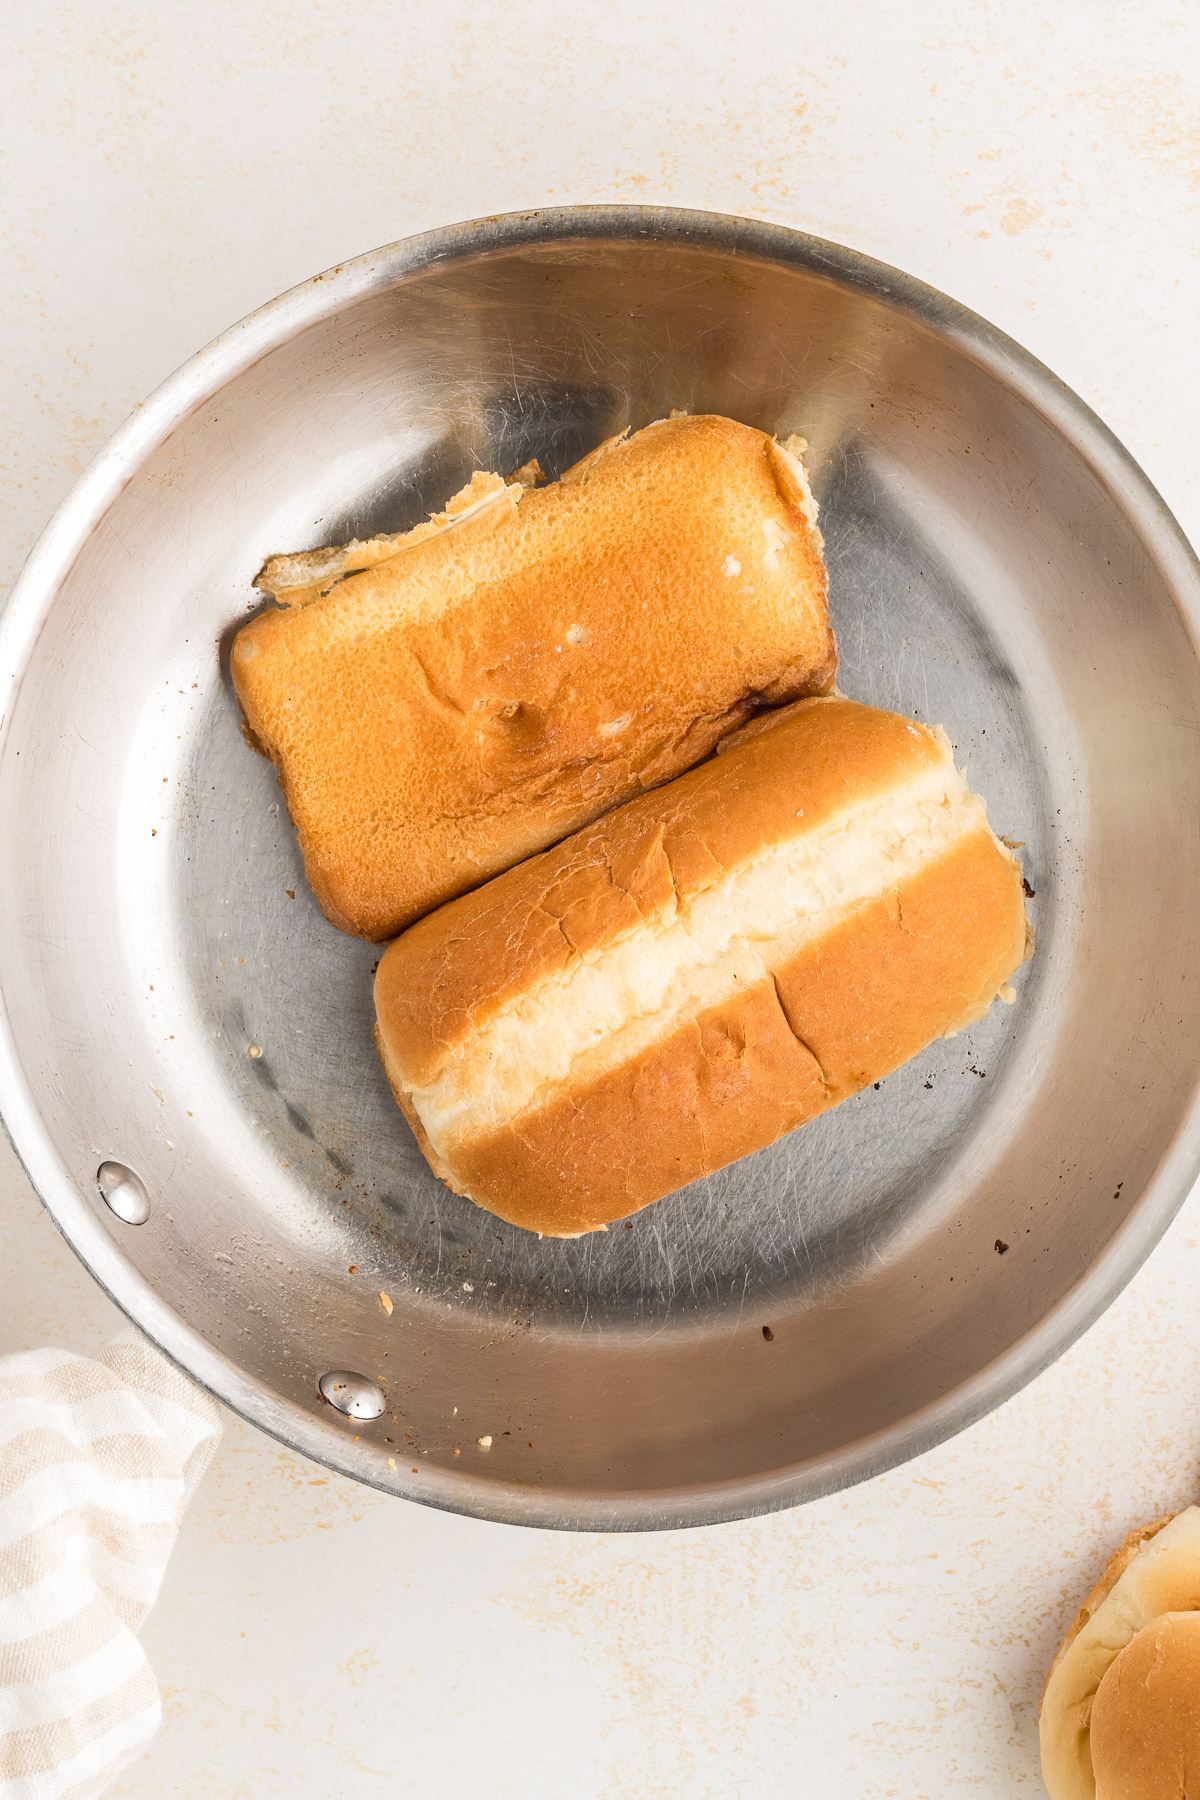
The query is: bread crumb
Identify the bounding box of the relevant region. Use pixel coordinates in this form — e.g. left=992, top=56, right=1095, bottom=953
left=378, top=1290, right=393, bottom=1315
left=566, top=622, right=590, bottom=645
left=478, top=1435, right=493, bottom=1450
left=246, top=1043, right=262, bottom=1059
left=762, top=517, right=793, bottom=568
left=462, top=1280, right=474, bottom=1293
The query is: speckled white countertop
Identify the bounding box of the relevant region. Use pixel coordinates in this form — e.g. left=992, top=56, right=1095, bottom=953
left=3, top=1, right=1199, bottom=1793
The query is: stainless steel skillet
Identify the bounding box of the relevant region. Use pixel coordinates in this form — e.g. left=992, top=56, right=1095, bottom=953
left=2, top=206, right=1199, bottom=1529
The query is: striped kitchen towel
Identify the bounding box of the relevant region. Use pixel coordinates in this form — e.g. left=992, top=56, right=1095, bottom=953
left=0, top=1340, right=219, bottom=1799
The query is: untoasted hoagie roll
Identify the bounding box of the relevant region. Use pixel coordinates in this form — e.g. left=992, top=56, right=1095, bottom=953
left=232, top=414, right=836, bottom=940
left=374, top=697, right=1029, bottom=1236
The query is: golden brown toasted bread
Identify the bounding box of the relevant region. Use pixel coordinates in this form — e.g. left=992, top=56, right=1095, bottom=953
left=232, top=415, right=835, bottom=939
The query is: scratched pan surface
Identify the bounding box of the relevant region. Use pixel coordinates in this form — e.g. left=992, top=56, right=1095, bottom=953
left=3, top=209, right=1200, bottom=1529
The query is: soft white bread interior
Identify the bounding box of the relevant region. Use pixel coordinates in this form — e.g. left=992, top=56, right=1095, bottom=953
left=1041, top=1508, right=1200, bottom=1800
left=375, top=696, right=1028, bottom=1236
left=232, top=414, right=836, bottom=939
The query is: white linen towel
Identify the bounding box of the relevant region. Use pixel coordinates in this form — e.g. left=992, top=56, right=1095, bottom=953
left=0, top=1339, right=219, bottom=1799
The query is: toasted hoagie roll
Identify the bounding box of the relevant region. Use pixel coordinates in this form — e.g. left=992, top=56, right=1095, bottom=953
left=233, top=414, right=836, bottom=939
left=374, top=697, right=1029, bottom=1236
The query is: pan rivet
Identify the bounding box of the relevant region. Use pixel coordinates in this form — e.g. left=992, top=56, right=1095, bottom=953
left=318, top=1370, right=385, bottom=1421
left=96, top=1161, right=151, bottom=1226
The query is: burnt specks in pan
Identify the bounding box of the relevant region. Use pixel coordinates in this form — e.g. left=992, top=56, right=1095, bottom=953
left=761, top=1324, right=775, bottom=1342
left=1022, top=876, right=1036, bottom=899
left=995, top=1239, right=1009, bottom=1255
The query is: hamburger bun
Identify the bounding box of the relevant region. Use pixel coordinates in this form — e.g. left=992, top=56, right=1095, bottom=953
left=1041, top=1507, right=1200, bottom=1799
